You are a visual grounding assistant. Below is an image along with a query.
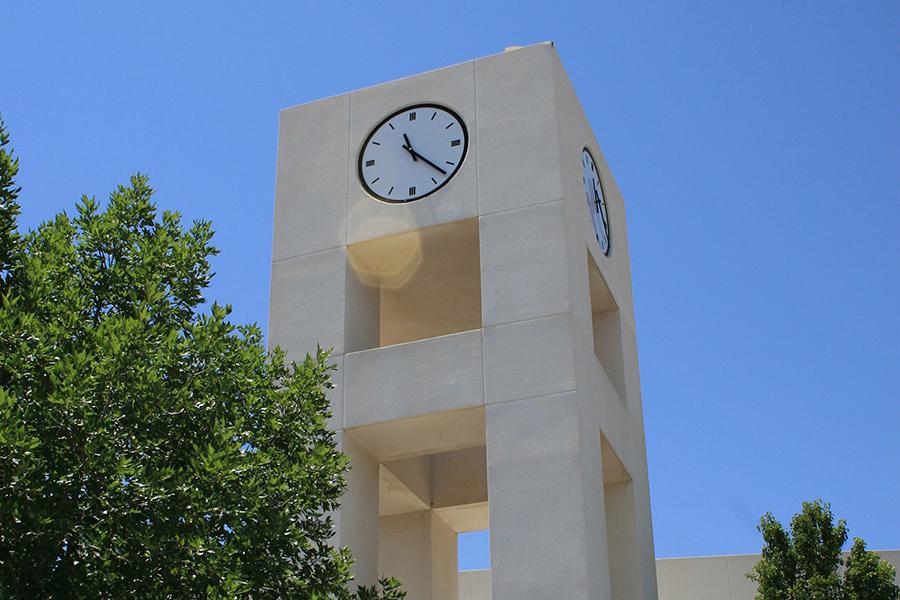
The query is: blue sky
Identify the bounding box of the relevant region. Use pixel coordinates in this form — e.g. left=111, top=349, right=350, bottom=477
left=3, top=1, right=898, bottom=569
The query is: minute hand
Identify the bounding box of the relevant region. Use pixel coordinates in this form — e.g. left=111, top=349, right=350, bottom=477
left=406, top=147, right=447, bottom=176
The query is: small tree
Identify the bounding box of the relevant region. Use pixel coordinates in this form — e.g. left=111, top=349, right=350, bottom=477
left=845, top=538, right=900, bottom=600
left=749, top=499, right=899, bottom=600
left=0, top=117, right=402, bottom=599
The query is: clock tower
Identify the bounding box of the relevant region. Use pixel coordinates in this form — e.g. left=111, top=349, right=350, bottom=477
left=268, top=42, right=658, bottom=600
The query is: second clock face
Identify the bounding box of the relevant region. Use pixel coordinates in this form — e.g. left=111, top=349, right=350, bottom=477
left=582, top=147, right=610, bottom=255
left=359, top=104, right=468, bottom=203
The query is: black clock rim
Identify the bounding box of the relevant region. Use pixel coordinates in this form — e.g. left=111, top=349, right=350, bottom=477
left=582, top=146, right=611, bottom=256
left=358, top=103, right=469, bottom=204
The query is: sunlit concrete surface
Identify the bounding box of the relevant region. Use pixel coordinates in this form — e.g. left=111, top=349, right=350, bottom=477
left=269, top=42, right=657, bottom=600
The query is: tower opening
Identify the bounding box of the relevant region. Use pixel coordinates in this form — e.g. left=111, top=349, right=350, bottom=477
left=345, top=219, right=482, bottom=352
left=345, top=409, right=488, bottom=600
left=601, top=434, right=644, bottom=600
left=587, top=253, right=627, bottom=403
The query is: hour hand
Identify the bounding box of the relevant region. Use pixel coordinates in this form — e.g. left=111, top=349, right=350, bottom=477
left=402, top=134, right=417, bottom=161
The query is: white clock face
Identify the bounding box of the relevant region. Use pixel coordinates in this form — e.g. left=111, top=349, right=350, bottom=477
left=359, top=104, right=468, bottom=203
left=582, top=148, right=610, bottom=255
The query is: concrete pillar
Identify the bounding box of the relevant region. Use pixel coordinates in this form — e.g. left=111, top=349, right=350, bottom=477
left=431, top=513, right=460, bottom=600
left=486, top=392, right=612, bottom=600
left=340, top=436, right=380, bottom=588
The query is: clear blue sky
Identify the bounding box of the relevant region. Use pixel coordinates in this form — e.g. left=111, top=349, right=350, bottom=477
left=3, top=2, right=898, bottom=569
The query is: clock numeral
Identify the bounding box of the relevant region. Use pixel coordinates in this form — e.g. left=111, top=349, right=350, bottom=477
left=431, top=177, right=437, bottom=184
left=372, top=141, right=381, bottom=146
left=431, top=112, right=437, bottom=120
left=408, top=186, right=416, bottom=196
left=409, top=112, right=416, bottom=121
left=365, top=159, right=375, bottom=167
left=445, top=123, right=453, bottom=129
left=388, top=186, right=394, bottom=194
left=388, top=123, right=395, bottom=130
left=371, top=177, right=380, bottom=184
left=445, top=161, right=455, bottom=166
left=451, top=139, right=460, bottom=147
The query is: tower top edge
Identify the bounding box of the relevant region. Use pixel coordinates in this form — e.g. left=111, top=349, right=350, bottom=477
left=279, top=41, right=559, bottom=114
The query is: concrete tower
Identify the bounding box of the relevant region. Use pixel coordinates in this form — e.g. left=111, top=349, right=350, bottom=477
left=268, top=42, right=658, bottom=600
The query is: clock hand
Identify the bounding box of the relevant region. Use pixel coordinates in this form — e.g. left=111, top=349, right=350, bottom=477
left=402, top=134, right=417, bottom=161
left=407, top=148, right=447, bottom=176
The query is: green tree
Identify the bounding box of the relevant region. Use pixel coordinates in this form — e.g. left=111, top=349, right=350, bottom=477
left=845, top=539, right=900, bottom=600
left=0, top=116, right=21, bottom=282
left=749, top=499, right=899, bottom=600
left=0, top=118, right=403, bottom=600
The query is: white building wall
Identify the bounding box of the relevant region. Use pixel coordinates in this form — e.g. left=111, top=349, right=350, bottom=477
left=459, top=551, right=900, bottom=600
left=459, top=570, right=492, bottom=600
left=656, top=551, right=900, bottom=600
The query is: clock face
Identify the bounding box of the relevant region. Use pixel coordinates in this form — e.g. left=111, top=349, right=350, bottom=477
left=582, top=148, right=610, bottom=255
left=359, top=104, right=468, bottom=203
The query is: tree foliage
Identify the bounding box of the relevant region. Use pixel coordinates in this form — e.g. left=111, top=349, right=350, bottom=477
left=0, top=118, right=403, bottom=599
left=0, top=115, right=21, bottom=282
left=845, top=539, right=900, bottom=600
left=749, top=499, right=898, bottom=600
